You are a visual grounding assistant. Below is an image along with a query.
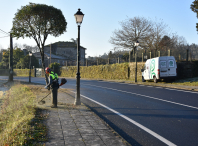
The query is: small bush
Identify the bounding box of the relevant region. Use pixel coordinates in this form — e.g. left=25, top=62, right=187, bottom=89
left=49, top=62, right=61, bottom=75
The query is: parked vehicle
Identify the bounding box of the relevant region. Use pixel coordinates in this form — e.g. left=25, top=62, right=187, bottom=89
left=141, top=56, right=177, bottom=83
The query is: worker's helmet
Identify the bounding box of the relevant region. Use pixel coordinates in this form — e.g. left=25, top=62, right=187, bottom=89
left=45, top=67, right=51, bottom=74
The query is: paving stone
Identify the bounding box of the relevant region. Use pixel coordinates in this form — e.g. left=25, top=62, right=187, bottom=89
left=95, top=129, right=116, bottom=137
left=81, top=135, right=101, bottom=140
left=64, top=140, right=85, bottom=146
left=47, top=118, right=60, bottom=122
left=76, top=123, right=92, bottom=129
left=47, top=132, right=64, bottom=139
left=63, top=129, right=81, bottom=137
left=45, top=139, right=65, bottom=146
left=64, top=136, right=83, bottom=141
left=92, top=125, right=109, bottom=130
left=46, top=121, right=61, bottom=126
left=61, top=120, right=75, bottom=125
left=46, top=125, right=62, bottom=130
left=86, top=141, right=106, bottom=146
left=102, top=138, right=126, bottom=146
left=73, top=118, right=87, bottom=122
left=82, top=135, right=105, bottom=146
left=62, top=125, right=77, bottom=130
left=59, top=117, right=73, bottom=121
left=79, top=129, right=98, bottom=136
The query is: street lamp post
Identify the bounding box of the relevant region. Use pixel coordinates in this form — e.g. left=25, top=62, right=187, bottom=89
left=47, top=57, right=50, bottom=66
left=74, top=8, right=84, bottom=105
left=29, top=52, right=32, bottom=83
left=135, top=40, right=139, bottom=82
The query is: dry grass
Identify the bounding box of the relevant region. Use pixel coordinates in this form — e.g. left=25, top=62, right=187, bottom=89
left=0, top=83, right=48, bottom=146
left=172, top=77, right=198, bottom=86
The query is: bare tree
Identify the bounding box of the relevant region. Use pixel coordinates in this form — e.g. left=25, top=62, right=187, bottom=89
left=146, top=18, right=169, bottom=51
left=109, top=17, right=153, bottom=53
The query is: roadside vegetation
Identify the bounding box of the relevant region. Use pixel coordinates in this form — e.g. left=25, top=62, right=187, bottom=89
left=0, top=83, right=47, bottom=145
left=140, top=77, right=198, bottom=87
left=173, top=77, right=198, bottom=86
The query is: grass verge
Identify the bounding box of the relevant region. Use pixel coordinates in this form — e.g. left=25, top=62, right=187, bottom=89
left=0, top=83, right=48, bottom=146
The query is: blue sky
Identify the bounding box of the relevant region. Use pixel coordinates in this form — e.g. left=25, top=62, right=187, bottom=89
left=0, top=0, right=197, bottom=57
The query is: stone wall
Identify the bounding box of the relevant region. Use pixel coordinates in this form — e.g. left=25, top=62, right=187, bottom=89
left=129, top=62, right=145, bottom=81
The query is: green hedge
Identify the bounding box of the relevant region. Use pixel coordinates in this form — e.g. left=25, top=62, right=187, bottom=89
left=1, top=61, right=197, bottom=81
left=0, top=69, right=34, bottom=77
left=60, top=63, right=130, bottom=80
left=129, top=62, right=145, bottom=81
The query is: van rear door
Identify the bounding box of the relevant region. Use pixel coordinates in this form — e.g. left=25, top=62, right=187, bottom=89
left=159, top=58, right=168, bottom=77
left=168, top=59, right=177, bottom=76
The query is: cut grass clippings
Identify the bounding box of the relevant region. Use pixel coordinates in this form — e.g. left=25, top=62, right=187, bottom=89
left=0, top=83, right=48, bottom=146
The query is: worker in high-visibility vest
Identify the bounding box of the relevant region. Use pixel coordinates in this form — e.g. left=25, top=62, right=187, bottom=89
left=44, top=67, right=59, bottom=108
left=44, top=67, right=59, bottom=89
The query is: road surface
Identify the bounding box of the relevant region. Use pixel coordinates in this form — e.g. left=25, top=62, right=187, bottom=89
left=1, top=76, right=198, bottom=146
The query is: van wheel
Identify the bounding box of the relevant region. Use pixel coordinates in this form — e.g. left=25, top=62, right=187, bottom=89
left=142, top=76, right=145, bottom=82
left=154, top=76, right=157, bottom=83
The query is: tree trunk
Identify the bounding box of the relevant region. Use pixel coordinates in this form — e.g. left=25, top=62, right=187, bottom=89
left=41, top=45, right=49, bottom=85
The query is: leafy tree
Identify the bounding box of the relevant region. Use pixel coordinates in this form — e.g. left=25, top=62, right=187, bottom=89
left=13, top=48, right=24, bottom=68
left=11, top=3, right=67, bottom=84
left=159, top=35, right=172, bottom=49
left=16, top=54, right=39, bottom=69
left=2, top=50, right=9, bottom=69
left=191, top=0, right=198, bottom=32
left=108, top=51, right=113, bottom=59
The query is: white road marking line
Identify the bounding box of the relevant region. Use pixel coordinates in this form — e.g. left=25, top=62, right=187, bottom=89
left=156, top=87, right=162, bottom=89
left=71, top=91, right=176, bottom=146
left=182, top=90, right=193, bottom=93
left=165, top=88, right=176, bottom=90
left=189, top=91, right=197, bottom=94
left=82, top=83, right=198, bottom=110
left=96, top=81, right=198, bottom=94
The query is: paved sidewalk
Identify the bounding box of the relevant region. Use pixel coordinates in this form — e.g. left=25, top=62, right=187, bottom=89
left=37, top=90, right=128, bottom=146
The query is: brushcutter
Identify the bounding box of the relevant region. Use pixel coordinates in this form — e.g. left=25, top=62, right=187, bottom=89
left=59, top=78, right=67, bottom=87
left=38, top=92, right=51, bottom=105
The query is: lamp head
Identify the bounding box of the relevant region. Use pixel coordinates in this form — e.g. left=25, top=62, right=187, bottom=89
left=135, top=40, right=139, bottom=46
left=74, top=8, right=84, bottom=25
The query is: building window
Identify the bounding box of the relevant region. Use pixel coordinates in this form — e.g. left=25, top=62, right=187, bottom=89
left=39, top=59, right=42, bottom=65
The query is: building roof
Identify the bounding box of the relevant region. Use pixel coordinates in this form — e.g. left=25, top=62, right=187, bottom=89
left=45, top=41, right=86, bottom=50
left=33, top=52, right=67, bottom=60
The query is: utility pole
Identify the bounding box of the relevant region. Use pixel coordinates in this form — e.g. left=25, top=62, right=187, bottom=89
left=9, top=34, right=13, bottom=81
left=50, top=43, right=51, bottom=64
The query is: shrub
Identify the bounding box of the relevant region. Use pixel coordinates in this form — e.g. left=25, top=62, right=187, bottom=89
left=49, top=62, right=61, bottom=75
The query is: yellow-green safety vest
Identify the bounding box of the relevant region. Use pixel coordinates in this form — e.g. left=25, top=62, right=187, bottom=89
left=50, top=71, right=58, bottom=80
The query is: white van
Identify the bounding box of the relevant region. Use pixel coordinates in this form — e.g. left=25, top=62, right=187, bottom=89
left=141, top=56, right=177, bottom=83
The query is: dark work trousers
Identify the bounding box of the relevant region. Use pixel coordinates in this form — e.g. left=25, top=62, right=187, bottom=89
left=51, top=85, right=58, bottom=108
